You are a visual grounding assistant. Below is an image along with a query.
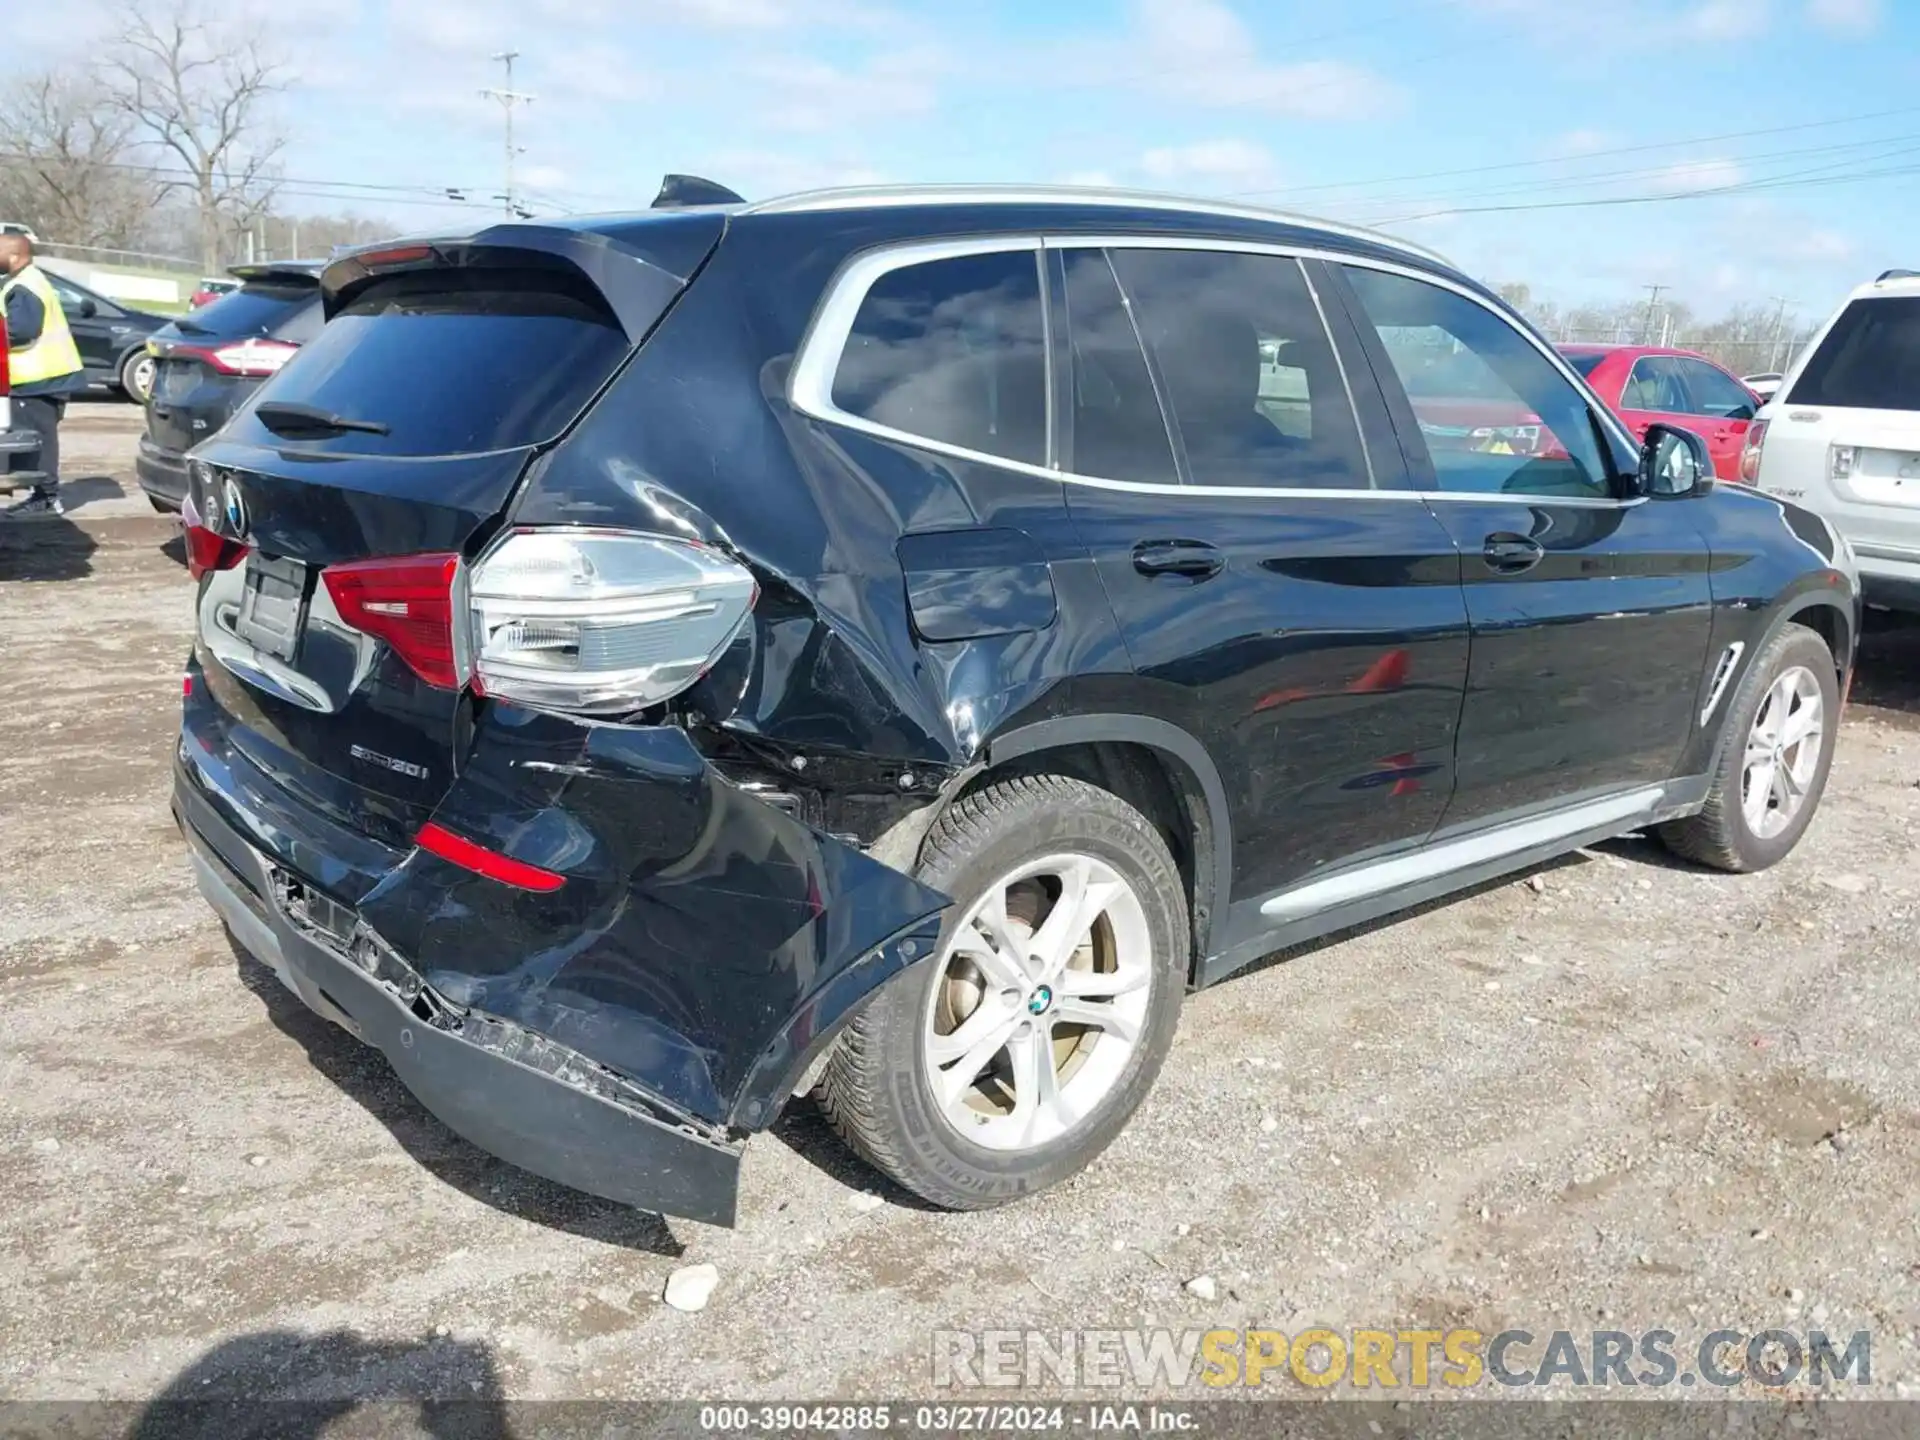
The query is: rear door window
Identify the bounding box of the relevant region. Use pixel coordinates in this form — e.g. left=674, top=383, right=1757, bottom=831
left=226, top=267, right=632, bottom=457
left=181, top=281, right=317, bottom=340
left=830, top=250, right=1047, bottom=466
left=1108, top=248, right=1369, bottom=489
left=1788, top=296, right=1920, bottom=411
left=1058, top=249, right=1178, bottom=484
left=1622, top=357, right=1688, bottom=413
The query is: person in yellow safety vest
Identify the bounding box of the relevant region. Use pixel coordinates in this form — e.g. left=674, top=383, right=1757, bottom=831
left=0, top=233, right=87, bottom=517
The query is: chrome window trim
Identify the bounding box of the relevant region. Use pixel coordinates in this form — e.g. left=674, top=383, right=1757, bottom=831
left=788, top=232, right=1643, bottom=510
left=741, top=183, right=1451, bottom=268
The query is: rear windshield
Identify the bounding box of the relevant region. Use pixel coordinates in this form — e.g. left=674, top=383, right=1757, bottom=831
left=1563, top=352, right=1605, bottom=378
left=177, top=279, right=319, bottom=341
left=1788, top=296, right=1920, bottom=412
left=227, top=267, right=632, bottom=457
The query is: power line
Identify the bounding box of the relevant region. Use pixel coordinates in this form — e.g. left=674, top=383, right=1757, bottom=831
left=1373, top=154, right=1920, bottom=226
left=1229, top=102, right=1920, bottom=204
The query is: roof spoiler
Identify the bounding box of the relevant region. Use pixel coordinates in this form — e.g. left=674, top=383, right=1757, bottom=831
left=1876, top=268, right=1919, bottom=282
left=651, top=174, right=744, bottom=209
left=227, top=262, right=325, bottom=284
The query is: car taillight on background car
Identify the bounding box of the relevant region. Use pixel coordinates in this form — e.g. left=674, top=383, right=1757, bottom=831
left=468, top=530, right=758, bottom=713
left=1738, top=419, right=1769, bottom=484
left=172, top=338, right=300, bottom=378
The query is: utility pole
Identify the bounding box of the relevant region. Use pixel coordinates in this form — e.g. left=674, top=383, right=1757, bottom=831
left=481, top=51, right=535, bottom=218
left=1640, top=284, right=1668, bottom=346
left=1766, top=295, right=1794, bottom=373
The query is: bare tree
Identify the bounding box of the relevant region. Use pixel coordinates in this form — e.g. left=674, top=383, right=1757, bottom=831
left=99, top=0, right=284, bottom=272
left=0, top=72, right=159, bottom=249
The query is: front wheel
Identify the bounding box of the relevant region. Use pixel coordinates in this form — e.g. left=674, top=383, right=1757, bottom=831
left=1659, top=623, right=1839, bottom=872
left=820, top=774, right=1188, bottom=1210
left=119, top=349, right=155, bottom=405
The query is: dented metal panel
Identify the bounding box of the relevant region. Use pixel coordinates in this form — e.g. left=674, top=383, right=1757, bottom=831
left=354, top=706, right=950, bottom=1127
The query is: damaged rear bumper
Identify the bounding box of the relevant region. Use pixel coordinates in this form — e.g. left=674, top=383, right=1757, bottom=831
left=175, top=772, right=748, bottom=1226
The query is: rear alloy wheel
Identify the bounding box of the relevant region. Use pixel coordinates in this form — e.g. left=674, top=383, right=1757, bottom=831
left=1660, top=623, right=1839, bottom=872
left=821, top=774, right=1187, bottom=1209
left=119, top=349, right=155, bottom=405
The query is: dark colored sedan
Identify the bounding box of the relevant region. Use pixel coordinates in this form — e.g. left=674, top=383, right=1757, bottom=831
left=42, top=270, right=171, bottom=402
left=136, top=263, right=323, bottom=512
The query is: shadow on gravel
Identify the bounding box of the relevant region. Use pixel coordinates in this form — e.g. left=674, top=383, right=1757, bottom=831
left=124, top=1329, right=509, bottom=1440
left=0, top=512, right=97, bottom=581
left=227, top=933, right=686, bottom=1257
left=1851, top=609, right=1920, bottom=719
left=768, top=1091, right=939, bottom=1209
left=54, top=473, right=125, bottom=514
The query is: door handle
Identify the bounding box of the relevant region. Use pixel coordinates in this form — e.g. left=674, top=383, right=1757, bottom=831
left=1132, top=539, right=1225, bottom=579
left=1482, top=533, right=1545, bottom=574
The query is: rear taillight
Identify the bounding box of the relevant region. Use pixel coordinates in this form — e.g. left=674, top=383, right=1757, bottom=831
left=180, top=492, right=248, bottom=580
left=171, top=338, right=299, bottom=378
left=1738, top=419, right=1769, bottom=484
left=322, top=553, right=464, bottom=689
left=415, top=822, right=565, bottom=892
left=467, top=529, right=757, bottom=714
left=1830, top=444, right=1856, bottom=483
left=0, top=311, right=10, bottom=395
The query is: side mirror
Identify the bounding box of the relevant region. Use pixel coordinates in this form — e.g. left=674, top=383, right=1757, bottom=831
left=77, top=297, right=97, bottom=318
left=1638, top=422, right=1713, bottom=498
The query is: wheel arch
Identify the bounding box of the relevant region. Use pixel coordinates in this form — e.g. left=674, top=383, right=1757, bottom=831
left=975, top=714, right=1232, bottom=975
left=1704, top=590, right=1854, bottom=777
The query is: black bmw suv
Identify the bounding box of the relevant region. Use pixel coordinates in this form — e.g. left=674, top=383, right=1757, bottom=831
left=173, top=185, right=1859, bottom=1227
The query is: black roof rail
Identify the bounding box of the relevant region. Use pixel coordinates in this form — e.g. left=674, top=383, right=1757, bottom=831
left=651, top=174, right=745, bottom=209
left=1876, top=268, right=1920, bottom=282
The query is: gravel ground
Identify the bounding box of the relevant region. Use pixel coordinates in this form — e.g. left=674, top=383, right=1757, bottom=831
left=3, top=407, right=1920, bottom=1414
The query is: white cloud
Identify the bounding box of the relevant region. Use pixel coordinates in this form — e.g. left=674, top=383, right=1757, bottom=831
left=744, top=47, right=947, bottom=132
left=1548, top=128, right=1621, bottom=158
left=1649, top=158, right=1747, bottom=193
left=1124, top=0, right=1403, bottom=119
left=1783, top=228, right=1857, bottom=262
left=701, top=149, right=889, bottom=199
left=1139, top=139, right=1283, bottom=193
left=1805, top=0, right=1882, bottom=32
left=1685, top=0, right=1757, bottom=38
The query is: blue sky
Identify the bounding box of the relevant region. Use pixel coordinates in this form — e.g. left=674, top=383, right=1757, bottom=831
left=18, top=0, right=1920, bottom=325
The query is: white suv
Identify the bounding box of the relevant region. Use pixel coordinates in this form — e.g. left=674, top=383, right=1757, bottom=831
left=1745, top=269, right=1920, bottom=610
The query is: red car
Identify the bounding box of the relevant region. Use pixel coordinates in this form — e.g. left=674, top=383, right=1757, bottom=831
left=1559, top=344, right=1761, bottom=481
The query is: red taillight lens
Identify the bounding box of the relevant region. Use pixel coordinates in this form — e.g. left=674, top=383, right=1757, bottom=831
left=1738, top=419, right=1769, bottom=484
left=415, top=821, right=565, bottom=892
left=180, top=493, right=247, bottom=581
left=0, top=312, right=10, bottom=395
left=322, top=553, right=462, bottom=688
left=171, top=339, right=299, bottom=378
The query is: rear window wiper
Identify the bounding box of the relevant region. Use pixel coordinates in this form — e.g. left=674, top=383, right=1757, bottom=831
left=254, top=401, right=392, bottom=437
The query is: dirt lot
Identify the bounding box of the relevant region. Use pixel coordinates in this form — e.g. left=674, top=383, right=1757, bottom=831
left=4, top=406, right=1920, bottom=1410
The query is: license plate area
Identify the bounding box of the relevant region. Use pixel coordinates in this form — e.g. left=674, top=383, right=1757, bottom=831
left=235, top=554, right=311, bottom=663
left=153, top=362, right=196, bottom=404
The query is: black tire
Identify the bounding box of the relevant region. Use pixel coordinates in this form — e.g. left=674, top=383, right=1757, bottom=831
left=1659, top=623, right=1839, bottom=872
left=820, top=773, right=1188, bottom=1210
left=118, top=348, right=155, bottom=405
